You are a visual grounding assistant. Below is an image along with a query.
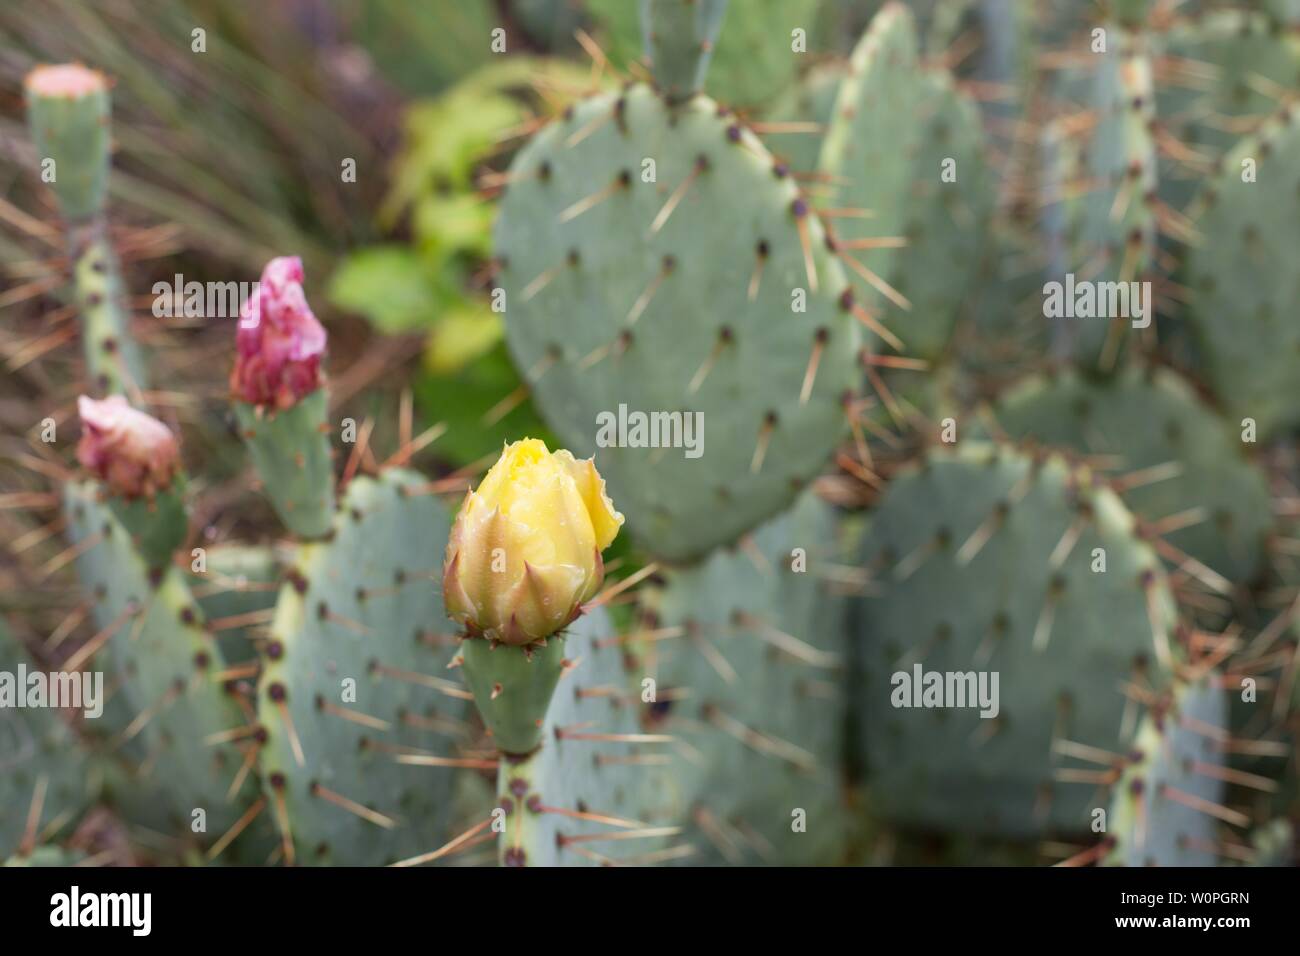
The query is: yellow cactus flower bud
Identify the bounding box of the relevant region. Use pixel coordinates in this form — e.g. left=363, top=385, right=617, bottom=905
left=443, top=438, right=623, bottom=645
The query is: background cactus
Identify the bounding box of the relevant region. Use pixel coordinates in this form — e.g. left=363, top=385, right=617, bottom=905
left=0, top=0, right=1296, bottom=873
left=854, top=442, right=1182, bottom=836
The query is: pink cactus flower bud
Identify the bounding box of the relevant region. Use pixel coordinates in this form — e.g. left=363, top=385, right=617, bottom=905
left=77, top=395, right=180, bottom=499
left=230, top=256, right=326, bottom=409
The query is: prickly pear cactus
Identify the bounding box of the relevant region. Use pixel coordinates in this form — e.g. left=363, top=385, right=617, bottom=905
left=256, top=468, right=465, bottom=866
left=819, top=3, right=920, bottom=309
left=636, top=490, right=850, bottom=864
left=818, top=3, right=991, bottom=361
left=641, top=0, right=730, bottom=103
left=1185, top=106, right=1300, bottom=441
left=855, top=442, right=1181, bottom=836
left=495, top=82, right=858, bottom=562
left=63, top=482, right=263, bottom=856
left=493, top=605, right=679, bottom=866
left=592, top=0, right=823, bottom=108
left=1047, top=22, right=1157, bottom=372
left=25, top=65, right=146, bottom=395
left=0, top=620, right=92, bottom=860
left=986, top=366, right=1273, bottom=587
left=886, top=71, right=992, bottom=361
left=1103, top=676, right=1228, bottom=866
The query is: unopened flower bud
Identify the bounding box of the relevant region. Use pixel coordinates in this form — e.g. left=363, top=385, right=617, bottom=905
left=230, top=256, right=326, bottom=409
left=76, top=395, right=180, bottom=499
left=443, top=438, right=623, bottom=645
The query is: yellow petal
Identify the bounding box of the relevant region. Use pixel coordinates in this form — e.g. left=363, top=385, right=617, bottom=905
left=554, top=450, right=624, bottom=551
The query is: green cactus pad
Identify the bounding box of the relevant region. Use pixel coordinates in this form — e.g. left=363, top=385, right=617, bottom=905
left=256, top=468, right=464, bottom=866
left=25, top=68, right=111, bottom=222
left=888, top=72, right=992, bottom=361
left=26, top=70, right=147, bottom=395
left=819, top=2, right=921, bottom=306
left=591, top=0, right=822, bottom=109
left=1185, top=106, right=1300, bottom=441
left=492, top=605, right=678, bottom=866
left=495, top=82, right=858, bottom=563
left=1103, top=676, right=1227, bottom=866
left=234, top=388, right=336, bottom=539
left=0, top=621, right=93, bottom=859
left=818, top=4, right=991, bottom=362
left=64, top=481, right=264, bottom=857
left=986, top=366, right=1273, bottom=587
left=637, top=490, right=850, bottom=864
left=641, top=0, right=730, bottom=103
left=855, top=442, right=1181, bottom=837
left=1046, top=24, right=1157, bottom=372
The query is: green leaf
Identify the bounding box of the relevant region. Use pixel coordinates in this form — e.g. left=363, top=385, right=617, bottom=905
left=424, top=300, right=503, bottom=374
left=413, top=193, right=494, bottom=261
left=327, top=246, right=437, bottom=333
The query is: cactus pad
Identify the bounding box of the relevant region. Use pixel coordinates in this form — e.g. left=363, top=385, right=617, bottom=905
left=1185, top=106, right=1300, bottom=440
left=641, top=0, right=730, bottom=103
left=855, top=442, right=1181, bottom=836
left=886, top=72, right=992, bottom=361
left=256, top=468, right=465, bottom=866
left=819, top=2, right=921, bottom=305
left=0, top=621, right=92, bottom=859
left=637, top=490, right=850, bottom=863
left=64, top=481, right=264, bottom=856
left=495, top=82, right=858, bottom=562
left=1103, top=676, right=1228, bottom=866
left=1047, top=24, right=1157, bottom=372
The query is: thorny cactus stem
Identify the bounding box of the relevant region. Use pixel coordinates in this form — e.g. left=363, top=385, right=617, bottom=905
left=25, top=64, right=146, bottom=396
